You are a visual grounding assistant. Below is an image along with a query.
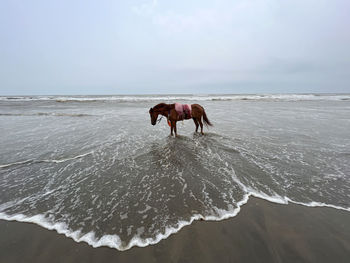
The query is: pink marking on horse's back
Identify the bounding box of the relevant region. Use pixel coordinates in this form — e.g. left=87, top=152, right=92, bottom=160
left=174, top=103, right=192, bottom=119
left=175, top=103, right=183, bottom=115
left=183, top=104, right=192, bottom=118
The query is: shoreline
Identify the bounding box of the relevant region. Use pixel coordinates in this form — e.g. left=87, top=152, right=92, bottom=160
left=1, top=197, right=349, bottom=263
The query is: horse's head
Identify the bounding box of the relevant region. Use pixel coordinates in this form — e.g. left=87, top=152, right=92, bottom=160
left=149, top=107, right=159, bottom=125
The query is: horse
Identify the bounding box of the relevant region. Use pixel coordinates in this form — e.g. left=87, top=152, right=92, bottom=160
left=149, top=103, right=213, bottom=136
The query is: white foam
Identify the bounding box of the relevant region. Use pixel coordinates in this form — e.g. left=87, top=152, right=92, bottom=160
left=138, top=205, right=152, bottom=214
left=283, top=197, right=350, bottom=212
left=40, top=151, right=93, bottom=164
left=120, top=213, right=128, bottom=220
left=248, top=190, right=288, bottom=204
left=240, top=185, right=350, bottom=212
left=0, top=189, right=349, bottom=251
left=0, top=212, right=123, bottom=249
left=0, top=159, right=33, bottom=168
left=1, top=94, right=349, bottom=102
left=0, top=192, right=250, bottom=251
left=0, top=113, right=91, bottom=117
left=0, top=152, right=93, bottom=168
left=244, top=191, right=350, bottom=212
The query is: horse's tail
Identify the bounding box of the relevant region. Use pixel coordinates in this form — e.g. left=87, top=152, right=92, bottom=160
left=202, top=109, right=213, bottom=127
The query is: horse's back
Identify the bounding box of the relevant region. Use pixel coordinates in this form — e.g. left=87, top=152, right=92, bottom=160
left=175, top=102, right=192, bottom=119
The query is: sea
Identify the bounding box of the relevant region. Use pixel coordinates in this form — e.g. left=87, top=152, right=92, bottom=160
left=0, top=94, right=349, bottom=250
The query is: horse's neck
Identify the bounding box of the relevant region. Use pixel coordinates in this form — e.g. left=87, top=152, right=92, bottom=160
left=156, top=104, right=173, bottom=117
left=160, top=103, right=174, bottom=112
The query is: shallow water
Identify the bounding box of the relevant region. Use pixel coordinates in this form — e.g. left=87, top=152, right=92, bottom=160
left=0, top=94, right=349, bottom=250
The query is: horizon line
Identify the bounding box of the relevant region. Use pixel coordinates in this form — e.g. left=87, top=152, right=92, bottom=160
left=1, top=92, right=349, bottom=97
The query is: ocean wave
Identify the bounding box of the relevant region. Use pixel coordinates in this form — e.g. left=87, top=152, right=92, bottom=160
left=1, top=94, right=349, bottom=102
left=0, top=191, right=349, bottom=251
left=0, top=113, right=92, bottom=117
left=0, top=193, right=250, bottom=251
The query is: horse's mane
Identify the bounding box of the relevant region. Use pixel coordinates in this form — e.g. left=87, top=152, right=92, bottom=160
left=153, top=103, right=174, bottom=111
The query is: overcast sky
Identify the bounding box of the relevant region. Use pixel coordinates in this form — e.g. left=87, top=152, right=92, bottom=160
left=1, top=0, right=349, bottom=95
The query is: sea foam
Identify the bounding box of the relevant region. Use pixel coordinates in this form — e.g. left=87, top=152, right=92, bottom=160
left=0, top=94, right=349, bottom=102
left=0, top=152, right=93, bottom=169
left=1, top=190, right=349, bottom=251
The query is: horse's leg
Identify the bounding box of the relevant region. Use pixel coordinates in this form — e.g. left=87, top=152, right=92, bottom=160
left=170, top=121, right=174, bottom=136
left=171, top=120, right=177, bottom=137
left=193, top=118, right=199, bottom=132
left=198, top=118, right=204, bottom=135
left=173, top=121, right=178, bottom=137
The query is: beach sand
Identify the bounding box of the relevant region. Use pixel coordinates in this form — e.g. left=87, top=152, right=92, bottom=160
left=0, top=197, right=349, bottom=263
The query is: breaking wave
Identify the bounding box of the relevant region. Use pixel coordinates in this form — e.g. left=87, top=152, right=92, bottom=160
left=1, top=94, right=349, bottom=102
left=0, top=190, right=349, bottom=251
left=0, top=113, right=92, bottom=117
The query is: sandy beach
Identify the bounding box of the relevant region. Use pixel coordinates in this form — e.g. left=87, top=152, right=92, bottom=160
left=1, top=197, right=349, bottom=263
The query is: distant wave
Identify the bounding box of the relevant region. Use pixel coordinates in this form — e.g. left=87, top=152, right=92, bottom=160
left=0, top=113, right=92, bottom=117
left=1, top=94, right=349, bottom=102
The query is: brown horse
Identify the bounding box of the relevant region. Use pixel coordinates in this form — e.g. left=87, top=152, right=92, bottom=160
left=149, top=103, right=213, bottom=136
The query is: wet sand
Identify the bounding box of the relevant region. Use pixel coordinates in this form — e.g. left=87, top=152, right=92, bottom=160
left=0, top=197, right=349, bottom=263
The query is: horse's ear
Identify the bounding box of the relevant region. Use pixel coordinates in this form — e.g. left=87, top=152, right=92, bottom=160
left=149, top=108, right=153, bottom=113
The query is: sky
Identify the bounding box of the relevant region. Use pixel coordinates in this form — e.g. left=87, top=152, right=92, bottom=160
left=1, top=0, right=350, bottom=95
